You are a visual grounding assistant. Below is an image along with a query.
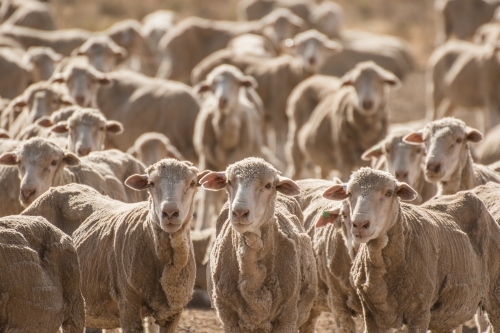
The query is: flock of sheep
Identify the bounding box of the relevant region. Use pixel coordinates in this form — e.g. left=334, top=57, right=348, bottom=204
left=2, top=0, right=500, bottom=332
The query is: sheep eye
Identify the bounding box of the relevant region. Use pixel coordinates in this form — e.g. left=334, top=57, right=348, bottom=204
left=190, top=180, right=196, bottom=187
left=227, top=180, right=232, bottom=185
left=456, top=138, right=463, bottom=144
left=385, top=190, right=393, bottom=197
left=385, top=149, right=390, bottom=154
left=148, top=181, right=154, bottom=187
left=265, top=183, right=272, bottom=189
left=99, top=127, right=105, bottom=131
left=50, top=160, right=58, bottom=166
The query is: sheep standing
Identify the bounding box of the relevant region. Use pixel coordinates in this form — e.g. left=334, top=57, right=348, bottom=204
left=403, top=118, right=500, bottom=195
left=200, top=157, right=317, bottom=332
left=71, top=159, right=204, bottom=331
left=298, top=61, right=400, bottom=179
left=362, top=129, right=436, bottom=204
left=127, top=132, right=185, bottom=166
left=323, top=167, right=500, bottom=333
left=0, top=215, right=84, bottom=333
left=0, top=47, right=32, bottom=99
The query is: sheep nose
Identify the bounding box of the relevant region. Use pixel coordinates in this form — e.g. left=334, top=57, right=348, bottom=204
left=162, top=207, right=180, bottom=219
left=426, top=162, right=441, bottom=174
left=74, top=95, right=85, bottom=106
left=362, top=100, right=374, bottom=110
left=218, top=98, right=228, bottom=109
left=308, top=57, right=316, bottom=66
left=232, top=208, right=249, bottom=218
left=77, top=148, right=91, bottom=156
left=395, top=171, right=408, bottom=180
left=21, top=189, right=36, bottom=201
left=353, top=220, right=370, bottom=229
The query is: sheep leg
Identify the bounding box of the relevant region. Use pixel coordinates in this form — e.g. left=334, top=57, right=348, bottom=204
left=475, top=310, right=490, bottom=333
left=118, top=302, right=143, bottom=333
left=158, top=311, right=182, bottom=333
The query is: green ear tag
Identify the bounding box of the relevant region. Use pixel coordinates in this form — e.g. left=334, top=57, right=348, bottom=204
left=322, top=211, right=331, bottom=218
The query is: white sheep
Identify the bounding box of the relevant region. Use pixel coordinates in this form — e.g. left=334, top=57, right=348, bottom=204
left=127, top=132, right=185, bottom=166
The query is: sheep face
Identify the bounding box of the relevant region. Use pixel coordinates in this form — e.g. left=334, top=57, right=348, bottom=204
left=75, top=36, right=127, bottom=73
left=282, top=30, right=342, bottom=73
left=200, top=157, right=300, bottom=235
left=0, top=138, right=80, bottom=207
left=51, top=108, right=123, bottom=157
left=403, top=118, right=483, bottom=184
left=125, top=159, right=203, bottom=233
left=340, top=62, right=400, bottom=116
left=51, top=65, right=110, bottom=107
left=261, top=9, right=305, bottom=49
left=363, top=130, right=425, bottom=188
left=322, top=168, right=417, bottom=244
left=23, top=47, right=62, bottom=82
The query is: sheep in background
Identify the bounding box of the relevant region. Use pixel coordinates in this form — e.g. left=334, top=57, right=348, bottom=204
left=227, top=33, right=276, bottom=58
left=15, top=105, right=78, bottom=141
left=476, top=123, right=500, bottom=164
left=404, top=117, right=500, bottom=195
left=70, top=35, right=127, bottom=73
left=298, top=61, right=400, bottom=179
left=200, top=157, right=317, bottom=332
left=23, top=46, right=63, bottom=82
left=362, top=128, right=436, bottom=204
left=127, top=132, right=185, bottom=166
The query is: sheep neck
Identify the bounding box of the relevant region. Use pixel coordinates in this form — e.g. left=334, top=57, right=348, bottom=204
left=233, top=217, right=277, bottom=328
left=438, top=147, right=475, bottom=195
left=352, top=207, right=405, bottom=329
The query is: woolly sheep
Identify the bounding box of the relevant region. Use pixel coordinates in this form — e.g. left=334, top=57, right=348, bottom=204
left=285, top=74, right=340, bottom=178
left=0, top=137, right=146, bottom=207
left=323, top=167, right=500, bottom=333
left=192, top=29, right=342, bottom=161
left=67, top=159, right=204, bottom=330
left=0, top=47, right=32, bottom=99
left=23, top=46, right=63, bottom=82
left=15, top=105, right=78, bottom=141
left=297, top=61, right=400, bottom=179
left=200, top=157, right=317, bottom=332
left=362, top=128, right=437, bottom=204
left=127, top=132, right=185, bottom=166
left=0, top=215, right=84, bottom=332
left=156, top=8, right=306, bottom=83
left=237, top=0, right=312, bottom=21
left=71, top=35, right=127, bottom=73
left=0, top=138, right=24, bottom=217
left=226, top=33, right=276, bottom=58
left=403, top=118, right=500, bottom=195
left=0, top=0, right=56, bottom=31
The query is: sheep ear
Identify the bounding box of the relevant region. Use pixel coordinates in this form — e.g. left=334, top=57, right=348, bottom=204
left=125, top=174, right=150, bottom=191
left=316, top=207, right=341, bottom=228
left=62, top=152, right=80, bottom=166
left=51, top=121, right=69, bottom=134
left=324, top=40, right=342, bottom=54
left=0, top=131, right=10, bottom=139
left=396, top=182, right=418, bottom=202
left=466, top=127, right=483, bottom=143
left=240, top=76, right=258, bottom=89
left=379, top=70, right=401, bottom=88
left=403, top=130, right=424, bottom=144
left=126, top=146, right=137, bottom=157
left=94, top=74, right=111, bottom=86
left=0, top=152, right=17, bottom=165
left=13, top=98, right=27, bottom=109
left=323, top=184, right=349, bottom=200
left=332, top=177, right=343, bottom=184
left=50, top=73, right=66, bottom=83
left=60, top=96, right=75, bottom=106
left=340, top=75, right=354, bottom=86
left=196, top=170, right=211, bottom=186
left=193, top=81, right=211, bottom=95
left=276, top=176, right=300, bottom=196
left=362, top=144, right=384, bottom=161
left=36, top=116, right=54, bottom=128
left=106, top=120, right=124, bottom=134
left=200, top=171, right=227, bottom=191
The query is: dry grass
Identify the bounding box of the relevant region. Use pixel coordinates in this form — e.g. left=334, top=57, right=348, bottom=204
left=49, top=0, right=437, bottom=64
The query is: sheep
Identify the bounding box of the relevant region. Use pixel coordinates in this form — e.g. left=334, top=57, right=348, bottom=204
left=0, top=47, right=32, bottom=99
left=473, top=22, right=500, bottom=46
left=471, top=182, right=500, bottom=224
left=49, top=107, right=123, bottom=157
left=297, top=61, right=400, bottom=179
left=15, top=105, right=78, bottom=141
left=127, top=132, right=185, bottom=166
left=435, top=0, right=500, bottom=45
left=285, top=74, right=340, bottom=178
left=425, top=39, right=500, bottom=133
left=6, top=81, right=75, bottom=138
left=308, top=1, right=344, bottom=39
left=0, top=137, right=147, bottom=207
left=323, top=167, right=500, bottom=333
left=192, top=29, right=342, bottom=161
left=361, top=129, right=437, bottom=204
left=403, top=117, right=500, bottom=195
left=0, top=0, right=56, bottom=31
left=0, top=138, right=24, bottom=217
left=0, top=215, right=84, bottom=333
left=226, top=33, right=277, bottom=58
left=200, top=157, right=317, bottom=332
left=156, top=8, right=306, bottom=83
left=476, top=123, right=500, bottom=164
left=71, top=35, right=127, bottom=73
left=23, top=46, right=63, bottom=83
left=237, top=0, right=312, bottom=22
left=293, top=178, right=363, bottom=333
left=32, top=159, right=205, bottom=331
left=141, top=10, right=178, bottom=53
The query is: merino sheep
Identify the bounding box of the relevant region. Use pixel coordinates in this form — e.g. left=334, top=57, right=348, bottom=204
left=200, top=157, right=317, bottom=332
left=15, top=105, right=78, bottom=141
left=403, top=117, right=500, bottom=195
left=127, top=132, right=184, bottom=166
left=476, top=123, right=500, bottom=164
left=471, top=182, right=500, bottom=224
left=23, top=46, right=63, bottom=82
left=192, top=29, right=342, bottom=161
left=297, top=61, right=400, bottom=179
left=362, top=129, right=437, bottom=204
left=309, top=1, right=344, bottom=39
left=0, top=215, right=84, bottom=333
left=237, top=0, right=312, bottom=22
left=323, top=167, right=500, bottom=333
left=40, top=159, right=204, bottom=331
left=71, top=35, right=127, bottom=73
left=49, top=107, right=123, bottom=157
left=0, top=137, right=147, bottom=207
left=0, top=47, right=32, bottom=99
left=285, top=74, right=340, bottom=178
left=193, top=65, right=281, bottom=229
left=0, top=138, right=24, bottom=217
left=426, top=39, right=500, bottom=132
left=0, top=0, right=56, bottom=31
left=156, top=8, right=306, bottom=83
